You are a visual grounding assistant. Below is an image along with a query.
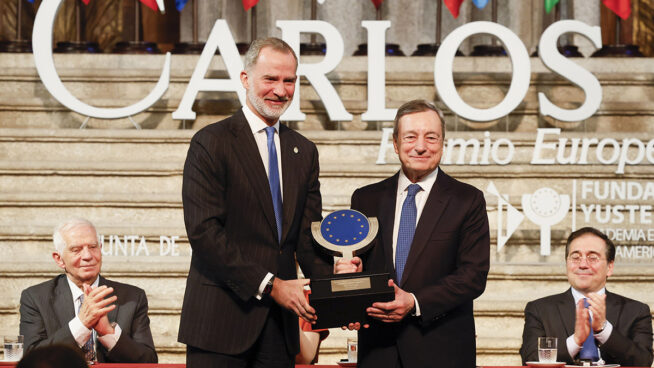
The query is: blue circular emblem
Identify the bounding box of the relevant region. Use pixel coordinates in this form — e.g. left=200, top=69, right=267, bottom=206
left=320, top=209, right=369, bottom=247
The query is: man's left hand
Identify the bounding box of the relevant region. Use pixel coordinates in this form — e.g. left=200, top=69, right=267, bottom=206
left=366, top=279, right=414, bottom=323
left=586, top=292, right=607, bottom=332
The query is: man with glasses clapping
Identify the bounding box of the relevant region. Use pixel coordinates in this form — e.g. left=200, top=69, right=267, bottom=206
left=519, top=227, right=653, bottom=367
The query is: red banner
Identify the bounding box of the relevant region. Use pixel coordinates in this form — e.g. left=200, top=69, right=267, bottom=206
left=242, top=0, right=259, bottom=11
left=371, top=0, right=383, bottom=10
left=139, top=0, right=159, bottom=11
left=602, top=0, right=631, bottom=20
left=444, top=0, right=465, bottom=19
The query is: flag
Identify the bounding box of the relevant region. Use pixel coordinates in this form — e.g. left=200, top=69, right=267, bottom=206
left=544, top=0, right=560, bottom=13
left=472, top=0, right=489, bottom=9
left=81, top=0, right=90, bottom=4
left=26, top=0, right=34, bottom=2
left=444, top=0, right=464, bottom=18
left=139, top=0, right=158, bottom=12
left=242, top=0, right=259, bottom=11
left=175, top=0, right=187, bottom=11
left=371, top=0, right=383, bottom=9
left=603, top=0, right=631, bottom=20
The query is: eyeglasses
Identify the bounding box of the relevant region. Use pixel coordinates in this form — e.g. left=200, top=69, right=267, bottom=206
left=567, top=253, right=602, bottom=265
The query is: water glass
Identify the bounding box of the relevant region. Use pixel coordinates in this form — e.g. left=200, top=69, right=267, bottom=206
left=346, top=337, right=358, bottom=363
left=538, top=336, right=557, bottom=363
left=3, top=335, right=24, bottom=361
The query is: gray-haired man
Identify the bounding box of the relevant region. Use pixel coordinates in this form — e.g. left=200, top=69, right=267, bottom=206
left=19, top=218, right=157, bottom=363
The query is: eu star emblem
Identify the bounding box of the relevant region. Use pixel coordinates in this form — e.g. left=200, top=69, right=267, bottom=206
left=320, top=209, right=369, bottom=247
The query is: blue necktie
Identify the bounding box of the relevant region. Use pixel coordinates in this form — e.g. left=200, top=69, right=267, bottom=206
left=78, top=295, right=95, bottom=362
left=579, top=298, right=599, bottom=362
left=395, top=184, right=421, bottom=283
left=265, top=127, right=283, bottom=243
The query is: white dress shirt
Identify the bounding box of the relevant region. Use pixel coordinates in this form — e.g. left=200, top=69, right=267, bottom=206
left=566, top=287, right=613, bottom=359
left=390, top=168, right=439, bottom=316
left=67, top=276, right=122, bottom=352
left=241, top=105, right=284, bottom=298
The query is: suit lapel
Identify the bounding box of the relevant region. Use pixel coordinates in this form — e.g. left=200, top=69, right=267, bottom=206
left=605, top=290, right=621, bottom=328
left=557, top=289, right=576, bottom=337
left=100, top=276, right=119, bottom=323
left=400, top=169, right=451, bottom=286
left=54, top=275, right=75, bottom=328
left=379, top=174, right=398, bottom=280
left=280, top=125, right=298, bottom=244
left=229, top=111, right=279, bottom=242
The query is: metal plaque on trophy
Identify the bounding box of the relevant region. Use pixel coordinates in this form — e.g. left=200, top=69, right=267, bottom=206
left=309, top=209, right=394, bottom=329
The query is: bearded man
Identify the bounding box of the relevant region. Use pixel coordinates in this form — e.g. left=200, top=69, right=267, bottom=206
left=178, top=37, right=333, bottom=368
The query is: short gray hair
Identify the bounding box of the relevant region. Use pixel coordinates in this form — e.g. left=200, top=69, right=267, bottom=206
left=243, top=37, right=298, bottom=72
left=52, top=218, right=98, bottom=254
left=393, top=99, right=446, bottom=140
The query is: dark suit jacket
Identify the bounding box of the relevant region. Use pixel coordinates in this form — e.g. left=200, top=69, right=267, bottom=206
left=351, top=169, right=490, bottom=368
left=19, top=274, right=157, bottom=363
left=178, top=110, right=332, bottom=355
left=520, top=289, right=653, bottom=367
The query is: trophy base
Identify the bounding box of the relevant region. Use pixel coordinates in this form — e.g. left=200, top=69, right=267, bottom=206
left=309, top=272, right=394, bottom=329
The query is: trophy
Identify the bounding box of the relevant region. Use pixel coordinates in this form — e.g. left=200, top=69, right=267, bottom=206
left=309, top=209, right=394, bottom=329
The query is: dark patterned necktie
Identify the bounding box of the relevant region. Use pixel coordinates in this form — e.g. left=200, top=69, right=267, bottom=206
left=265, top=127, right=283, bottom=243
left=395, top=184, right=421, bottom=283
left=78, top=295, right=95, bottom=362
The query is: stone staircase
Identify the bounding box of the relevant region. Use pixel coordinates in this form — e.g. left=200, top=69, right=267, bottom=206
left=1, top=128, right=653, bottom=365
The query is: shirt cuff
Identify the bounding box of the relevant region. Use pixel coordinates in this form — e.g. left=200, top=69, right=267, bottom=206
left=594, top=321, right=613, bottom=345
left=566, top=334, right=582, bottom=358
left=410, top=293, right=421, bottom=317
left=68, top=316, right=92, bottom=347
left=97, top=323, right=122, bottom=351
left=256, top=272, right=274, bottom=300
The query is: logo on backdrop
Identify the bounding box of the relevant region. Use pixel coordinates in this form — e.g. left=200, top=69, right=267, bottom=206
left=488, top=180, right=654, bottom=260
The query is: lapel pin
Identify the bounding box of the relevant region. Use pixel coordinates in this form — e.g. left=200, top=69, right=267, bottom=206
left=294, top=147, right=299, bottom=154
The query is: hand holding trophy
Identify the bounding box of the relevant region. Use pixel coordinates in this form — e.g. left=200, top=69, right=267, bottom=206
left=309, top=209, right=394, bottom=329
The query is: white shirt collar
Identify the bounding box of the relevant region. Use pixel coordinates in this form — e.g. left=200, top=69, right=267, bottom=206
left=67, top=275, right=100, bottom=301
left=397, top=167, right=438, bottom=195
left=242, top=105, right=280, bottom=135
left=571, top=287, right=606, bottom=304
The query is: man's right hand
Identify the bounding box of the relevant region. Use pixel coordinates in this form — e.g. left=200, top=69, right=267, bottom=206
left=573, top=298, right=591, bottom=346
left=334, top=257, right=363, bottom=274
left=79, top=284, right=117, bottom=330
left=270, top=278, right=317, bottom=323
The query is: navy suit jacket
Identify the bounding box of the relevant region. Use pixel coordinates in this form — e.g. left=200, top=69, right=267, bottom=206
left=520, top=289, right=653, bottom=366
left=351, top=169, right=490, bottom=368
left=19, top=274, right=157, bottom=363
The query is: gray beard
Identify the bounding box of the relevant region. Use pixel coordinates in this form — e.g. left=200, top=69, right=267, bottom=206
left=247, top=89, right=291, bottom=122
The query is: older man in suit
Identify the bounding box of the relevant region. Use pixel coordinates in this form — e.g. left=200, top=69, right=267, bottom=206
left=178, top=37, right=333, bottom=368
left=520, top=227, right=653, bottom=366
left=339, top=99, right=490, bottom=368
left=19, top=218, right=157, bottom=363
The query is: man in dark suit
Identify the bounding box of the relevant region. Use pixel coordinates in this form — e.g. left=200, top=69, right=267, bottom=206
left=178, top=37, right=333, bottom=368
left=19, top=218, right=157, bottom=363
left=520, top=227, right=653, bottom=366
left=339, top=99, right=490, bottom=368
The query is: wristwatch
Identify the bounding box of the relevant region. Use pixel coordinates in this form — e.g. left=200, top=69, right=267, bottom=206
left=594, top=320, right=607, bottom=334
left=263, top=275, right=275, bottom=295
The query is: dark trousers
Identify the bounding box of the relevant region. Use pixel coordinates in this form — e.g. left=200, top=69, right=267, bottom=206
left=186, top=305, right=294, bottom=368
